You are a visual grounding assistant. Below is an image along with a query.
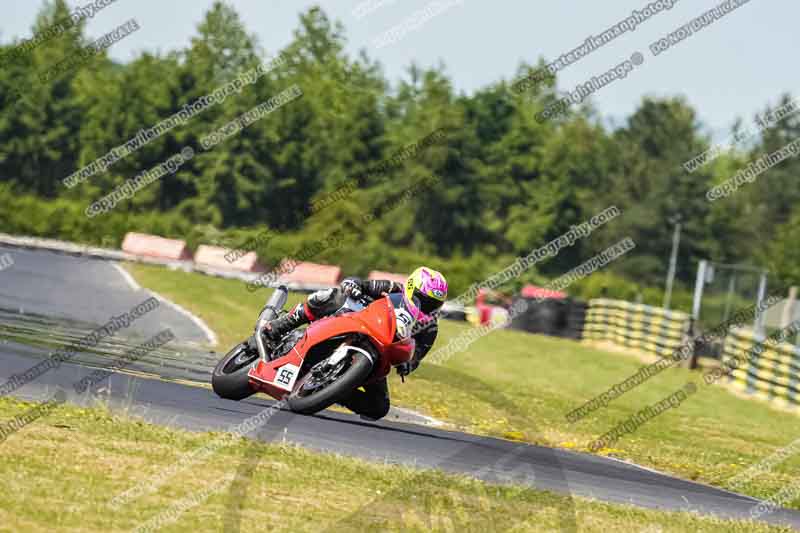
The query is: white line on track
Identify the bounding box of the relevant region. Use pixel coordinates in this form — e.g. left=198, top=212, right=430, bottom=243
left=110, top=262, right=218, bottom=347
left=146, top=290, right=219, bottom=347
left=111, top=263, right=141, bottom=290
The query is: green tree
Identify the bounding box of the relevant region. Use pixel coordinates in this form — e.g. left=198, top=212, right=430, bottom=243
left=0, top=0, right=87, bottom=196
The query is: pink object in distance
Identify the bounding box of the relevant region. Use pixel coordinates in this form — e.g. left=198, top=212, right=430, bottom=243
left=194, top=244, right=265, bottom=272
left=520, top=284, right=567, bottom=300
left=121, top=232, right=192, bottom=261
left=368, top=270, right=407, bottom=285
left=276, top=260, right=342, bottom=287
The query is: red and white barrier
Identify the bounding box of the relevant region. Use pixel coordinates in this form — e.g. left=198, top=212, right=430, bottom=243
left=368, top=270, right=407, bottom=284
left=194, top=244, right=264, bottom=273
left=121, top=232, right=192, bottom=261
left=277, top=260, right=342, bottom=288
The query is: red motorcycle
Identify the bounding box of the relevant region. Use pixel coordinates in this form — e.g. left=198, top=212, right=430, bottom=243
left=211, top=286, right=416, bottom=414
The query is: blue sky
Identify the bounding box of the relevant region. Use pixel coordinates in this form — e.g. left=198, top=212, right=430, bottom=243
left=3, top=1, right=796, bottom=140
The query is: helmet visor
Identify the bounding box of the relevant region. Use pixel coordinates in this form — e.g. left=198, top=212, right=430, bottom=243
left=414, top=289, right=444, bottom=315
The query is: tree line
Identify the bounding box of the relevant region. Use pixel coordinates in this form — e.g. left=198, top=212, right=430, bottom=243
left=1, top=1, right=798, bottom=308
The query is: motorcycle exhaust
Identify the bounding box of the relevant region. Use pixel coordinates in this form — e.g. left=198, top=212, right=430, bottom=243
left=254, top=285, right=289, bottom=363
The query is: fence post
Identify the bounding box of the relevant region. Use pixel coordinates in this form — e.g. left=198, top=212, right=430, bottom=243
left=691, top=260, right=708, bottom=330
left=780, top=286, right=797, bottom=329
left=754, top=271, right=768, bottom=336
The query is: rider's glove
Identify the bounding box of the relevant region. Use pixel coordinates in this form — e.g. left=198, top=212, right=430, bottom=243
left=396, top=361, right=416, bottom=377
left=341, top=279, right=364, bottom=300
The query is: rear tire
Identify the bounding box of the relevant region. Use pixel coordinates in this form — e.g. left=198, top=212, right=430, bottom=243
left=287, top=351, right=373, bottom=415
left=212, top=342, right=259, bottom=401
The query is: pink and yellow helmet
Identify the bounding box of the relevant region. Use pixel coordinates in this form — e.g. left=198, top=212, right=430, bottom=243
left=403, top=266, right=448, bottom=320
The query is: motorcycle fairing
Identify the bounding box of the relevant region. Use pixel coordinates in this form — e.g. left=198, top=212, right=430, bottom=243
left=248, top=295, right=415, bottom=398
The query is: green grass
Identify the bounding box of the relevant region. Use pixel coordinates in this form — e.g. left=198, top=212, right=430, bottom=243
left=133, top=265, right=307, bottom=350
left=0, top=396, right=790, bottom=532
left=126, top=263, right=800, bottom=507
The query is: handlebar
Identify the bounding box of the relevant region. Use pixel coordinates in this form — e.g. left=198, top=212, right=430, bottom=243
left=355, top=293, right=374, bottom=305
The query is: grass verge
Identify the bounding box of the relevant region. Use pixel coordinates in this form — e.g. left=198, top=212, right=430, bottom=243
left=0, top=396, right=790, bottom=532
left=125, top=263, right=800, bottom=507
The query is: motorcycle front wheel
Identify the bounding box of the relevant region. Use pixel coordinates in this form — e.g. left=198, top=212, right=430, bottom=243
left=287, top=350, right=373, bottom=415
left=211, top=341, right=259, bottom=401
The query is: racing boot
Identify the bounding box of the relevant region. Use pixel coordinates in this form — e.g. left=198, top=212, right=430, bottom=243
left=246, top=303, right=310, bottom=355
left=263, top=303, right=310, bottom=341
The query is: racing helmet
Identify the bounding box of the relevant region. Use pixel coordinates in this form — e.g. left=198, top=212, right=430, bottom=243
left=403, top=266, right=448, bottom=320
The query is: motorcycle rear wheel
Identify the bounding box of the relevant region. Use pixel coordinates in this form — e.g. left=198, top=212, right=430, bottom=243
left=211, top=342, right=259, bottom=401
left=287, top=350, right=373, bottom=415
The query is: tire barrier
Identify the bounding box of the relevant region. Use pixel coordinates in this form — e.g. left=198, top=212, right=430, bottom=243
left=582, top=298, right=690, bottom=358
left=509, top=297, right=587, bottom=339
left=718, top=328, right=800, bottom=410
left=564, top=300, right=589, bottom=340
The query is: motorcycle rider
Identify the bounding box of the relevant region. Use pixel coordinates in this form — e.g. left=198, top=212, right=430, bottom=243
left=256, top=266, right=448, bottom=420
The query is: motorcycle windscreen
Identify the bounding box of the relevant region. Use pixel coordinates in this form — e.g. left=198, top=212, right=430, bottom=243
left=388, top=293, right=416, bottom=341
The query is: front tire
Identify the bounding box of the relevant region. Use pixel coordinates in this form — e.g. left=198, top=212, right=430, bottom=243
left=212, top=342, right=259, bottom=401
left=287, top=350, right=373, bottom=415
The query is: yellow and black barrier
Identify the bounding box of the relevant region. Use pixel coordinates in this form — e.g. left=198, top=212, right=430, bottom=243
left=720, top=328, right=800, bottom=410
left=582, top=298, right=690, bottom=358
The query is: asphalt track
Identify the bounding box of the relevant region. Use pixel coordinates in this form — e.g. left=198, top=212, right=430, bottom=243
left=0, top=244, right=210, bottom=344
left=1, top=247, right=800, bottom=530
